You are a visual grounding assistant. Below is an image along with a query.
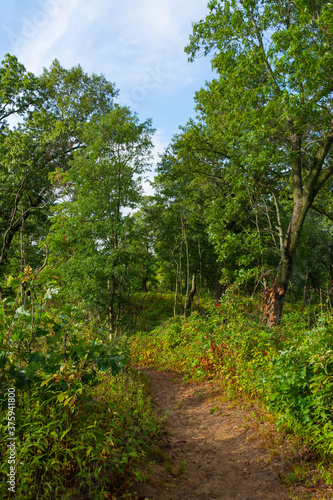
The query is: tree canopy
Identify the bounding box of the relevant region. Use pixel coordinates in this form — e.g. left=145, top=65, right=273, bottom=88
left=1, top=2, right=333, bottom=325
left=181, top=0, right=333, bottom=323
left=0, top=56, right=118, bottom=296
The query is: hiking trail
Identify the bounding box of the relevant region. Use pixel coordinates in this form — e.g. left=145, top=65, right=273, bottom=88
left=134, top=368, right=292, bottom=500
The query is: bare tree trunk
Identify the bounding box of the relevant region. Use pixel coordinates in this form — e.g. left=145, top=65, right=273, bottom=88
left=179, top=220, right=183, bottom=315
left=186, top=274, right=196, bottom=309
left=303, top=258, right=310, bottom=308
left=214, top=264, right=223, bottom=302
left=182, top=216, right=190, bottom=318
left=327, top=281, right=332, bottom=313
left=172, top=244, right=179, bottom=317
left=20, top=205, right=25, bottom=273
left=142, top=240, right=149, bottom=292
left=322, top=247, right=333, bottom=312
left=108, top=276, right=116, bottom=340
left=289, top=280, right=296, bottom=303
left=198, top=237, right=202, bottom=310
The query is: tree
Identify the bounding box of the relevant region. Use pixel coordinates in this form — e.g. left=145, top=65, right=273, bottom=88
left=171, top=122, right=278, bottom=294
left=0, top=57, right=118, bottom=294
left=48, top=106, right=154, bottom=335
left=292, top=212, right=333, bottom=308
left=146, top=144, right=222, bottom=311
left=185, top=0, right=333, bottom=324
left=0, top=54, right=38, bottom=127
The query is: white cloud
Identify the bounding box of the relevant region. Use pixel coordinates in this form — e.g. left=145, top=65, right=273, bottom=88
left=2, top=0, right=214, bottom=182
left=13, top=0, right=83, bottom=72
left=11, top=0, right=210, bottom=91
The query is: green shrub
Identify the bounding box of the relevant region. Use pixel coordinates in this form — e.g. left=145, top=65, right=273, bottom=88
left=130, top=295, right=333, bottom=457
left=0, top=273, right=160, bottom=499
left=0, top=371, right=160, bottom=499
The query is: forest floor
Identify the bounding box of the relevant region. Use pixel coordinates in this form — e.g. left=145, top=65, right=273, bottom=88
left=132, top=368, right=330, bottom=500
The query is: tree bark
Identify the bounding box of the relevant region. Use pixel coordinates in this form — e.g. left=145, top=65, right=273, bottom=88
left=182, top=216, right=190, bottom=318
left=197, top=236, right=203, bottom=310
left=214, top=264, right=223, bottom=302
left=186, top=274, right=196, bottom=309
left=303, top=269, right=309, bottom=308
left=263, top=196, right=310, bottom=325
left=142, top=240, right=149, bottom=292
left=172, top=243, right=179, bottom=317
left=108, top=276, right=116, bottom=340
left=263, top=125, right=333, bottom=325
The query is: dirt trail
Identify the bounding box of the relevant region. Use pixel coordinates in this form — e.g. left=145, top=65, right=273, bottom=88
left=135, top=369, right=291, bottom=500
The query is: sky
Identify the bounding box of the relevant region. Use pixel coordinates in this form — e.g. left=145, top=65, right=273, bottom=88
left=1, top=0, right=215, bottom=192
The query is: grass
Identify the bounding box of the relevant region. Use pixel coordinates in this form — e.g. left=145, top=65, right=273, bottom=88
left=128, top=293, right=333, bottom=498
left=0, top=368, right=162, bottom=499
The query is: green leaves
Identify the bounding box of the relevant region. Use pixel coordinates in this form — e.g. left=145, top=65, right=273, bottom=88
left=130, top=293, right=333, bottom=456
left=0, top=54, right=38, bottom=124
left=182, top=0, right=333, bottom=321
left=47, top=106, right=154, bottom=328
left=1, top=367, right=160, bottom=498
left=0, top=56, right=118, bottom=288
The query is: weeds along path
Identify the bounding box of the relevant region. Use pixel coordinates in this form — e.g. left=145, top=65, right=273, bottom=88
left=135, top=369, right=291, bottom=500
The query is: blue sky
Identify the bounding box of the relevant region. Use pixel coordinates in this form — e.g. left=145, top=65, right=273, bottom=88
left=1, top=0, right=215, bottom=190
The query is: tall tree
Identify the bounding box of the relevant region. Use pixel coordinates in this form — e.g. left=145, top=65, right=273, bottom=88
left=48, top=106, right=154, bottom=334
left=0, top=57, right=118, bottom=293
left=0, top=54, right=38, bottom=127
left=185, top=0, right=333, bottom=324
left=147, top=144, right=222, bottom=307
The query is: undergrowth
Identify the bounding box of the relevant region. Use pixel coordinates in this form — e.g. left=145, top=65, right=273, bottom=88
left=0, top=271, right=161, bottom=499
left=1, top=370, right=160, bottom=499
left=129, top=292, right=333, bottom=489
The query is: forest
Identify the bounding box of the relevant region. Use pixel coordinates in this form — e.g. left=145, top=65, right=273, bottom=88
left=1, top=0, right=333, bottom=498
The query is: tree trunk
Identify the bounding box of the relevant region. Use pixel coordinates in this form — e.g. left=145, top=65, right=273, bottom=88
left=197, top=236, right=202, bottom=310
left=172, top=243, right=179, bottom=317
left=303, top=257, right=310, bottom=308
left=186, top=274, right=196, bottom=309
left=262, top=257, right=291, bottom=326
left=289, top=280, right=296, bottom=303
left=263, top=196, right=310, bottom=326
left=214, top=264, right=223, bottom=302
left=327, top=246, right=333, bottom=311
left=182, top=216, right=190, bottom=318
left=108, top=276, right=116, bottom=340
left=261, top=120, right=333, bottom=326
left=179, top=220, right=183, bottom=315
left=142, top=240, right=149, bottom=292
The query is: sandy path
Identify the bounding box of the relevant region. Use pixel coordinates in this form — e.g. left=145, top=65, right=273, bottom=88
left=135, top=369, right=291, bottom=500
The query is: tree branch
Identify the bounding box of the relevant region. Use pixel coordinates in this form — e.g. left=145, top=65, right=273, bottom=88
left=248, top=6, right=281, bottom=93
left=307, top=130, right=333, bottom=199
left=34, top=242, right=49, bottom=277
left=310, top=204, right=333, bottom=222
left=0, top=171, right=31, bottom=263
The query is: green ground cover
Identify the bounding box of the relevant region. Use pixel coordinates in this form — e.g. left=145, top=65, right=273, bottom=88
left=130, top=294, right=333, bottom=459
left=0, top=276, right=161, bottom=499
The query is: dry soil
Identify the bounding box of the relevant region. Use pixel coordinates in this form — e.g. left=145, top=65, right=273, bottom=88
left=134, top=368, right=292, bottom=500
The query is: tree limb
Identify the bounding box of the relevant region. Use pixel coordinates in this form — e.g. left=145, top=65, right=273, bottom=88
left=310, top=204, right=333, bottom=222
left=0, top=171, right=31, bottom=263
